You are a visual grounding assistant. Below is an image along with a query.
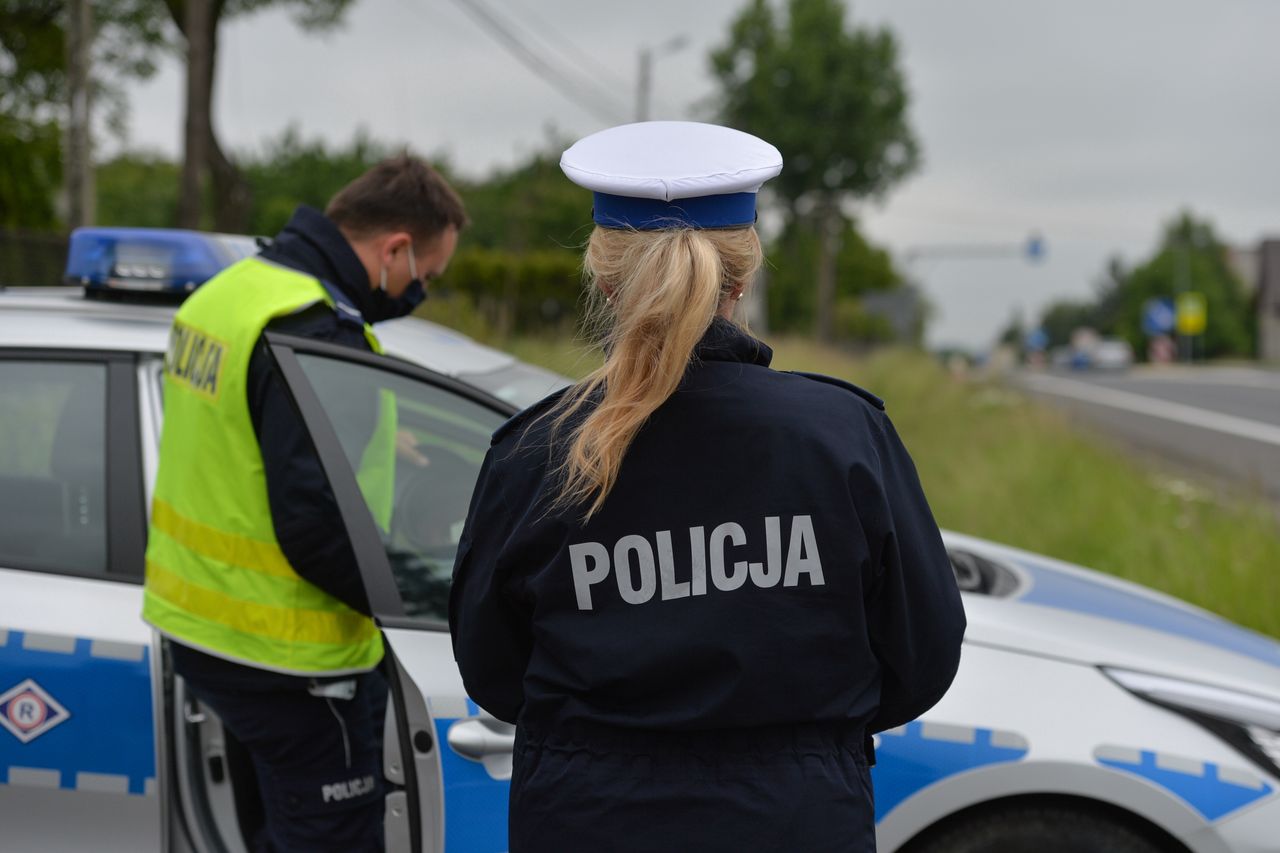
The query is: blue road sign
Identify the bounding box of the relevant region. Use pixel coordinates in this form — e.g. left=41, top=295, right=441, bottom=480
left=1142, top=297, right=1176, bottom=337
left=1026, top=233, right=1047, bottom=263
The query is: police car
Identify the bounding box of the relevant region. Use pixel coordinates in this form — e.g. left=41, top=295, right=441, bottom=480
left=0, top=229, right=1276, bottom=852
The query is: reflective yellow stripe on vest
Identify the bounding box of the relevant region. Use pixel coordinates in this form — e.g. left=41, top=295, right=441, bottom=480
left=142, top=257, right=387, bottom=675
left=145, top=561, right=376, bottom=646
left=151, top=498, right=294, bottom=579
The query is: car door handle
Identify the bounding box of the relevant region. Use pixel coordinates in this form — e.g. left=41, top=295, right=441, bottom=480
left=447, top=717, right=516, bottom=780
left=446, top=717, right=516, bottom=761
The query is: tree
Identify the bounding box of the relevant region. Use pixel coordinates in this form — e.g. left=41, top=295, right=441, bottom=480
left=1035, top=215, right=1253, bottom=361
left=766, top=215, right=901, bottom=333
left=1, top=1, right=66, bottom=123
left=157, top=0, right=356, bottom=232
left=1088, top=255, right=1128, bottom=338
left=96, top=128, right=383, bottom=232
left=997, top=310, right=1025, bottom=348
left=240, top=126, right=390, bottom=235
left=91, top=132, right=602, bottom=335
left=0, top=0, right=165, bottom=228
left=1038, top=299, right=1098, bottom=349
left=711, top=0, right=920, bottom=341
left=456, top=137, right=592, bottom=253
left=2, top=0, right=355, bottom=231
left=1112, top=213, right=1253, bottom=360
left=1033, top=257, right=1129, bottom=349
left=448, top=136, right=592, bottom=335
left=0, top=116, right=62, bottom=229
left=96, top=151, right=181, bottom=227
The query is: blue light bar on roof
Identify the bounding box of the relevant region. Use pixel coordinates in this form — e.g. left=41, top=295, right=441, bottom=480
left=64, top=227, right=259, bottom=293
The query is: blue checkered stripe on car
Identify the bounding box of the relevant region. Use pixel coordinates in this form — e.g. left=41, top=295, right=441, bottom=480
left=0, top=629, right=155, bottom=796
left=872, top=721, right=1030, bottom=820
left=1095, top=745, right=1273, bottom=821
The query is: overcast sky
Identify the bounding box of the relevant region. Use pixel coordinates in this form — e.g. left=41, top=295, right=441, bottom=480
left=119, top=0, right=1280, bottom=349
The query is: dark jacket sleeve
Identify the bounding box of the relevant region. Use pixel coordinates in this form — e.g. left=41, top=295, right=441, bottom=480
left=864, top=413, right=966, bottom=734
left=448, top=449, right=533, bottom=723
left=246, top=312, right=373, bottom=616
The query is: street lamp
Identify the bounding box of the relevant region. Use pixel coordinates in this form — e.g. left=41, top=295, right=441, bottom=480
left=636, top=35, right=690, bottom=122
left=900, top=232, right=1048, bottom=356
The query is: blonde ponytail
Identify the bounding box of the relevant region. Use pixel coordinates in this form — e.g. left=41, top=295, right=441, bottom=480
left=548, top=226, right=763, bottom=519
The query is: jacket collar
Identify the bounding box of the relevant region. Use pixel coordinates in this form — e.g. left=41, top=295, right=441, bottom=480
left=692, top=317, right=773, bottom=367
left=259, top=205, right=375, bottom=321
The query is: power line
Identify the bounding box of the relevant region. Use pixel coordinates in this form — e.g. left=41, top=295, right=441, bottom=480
left=503, top=0, right=633, bottom=93
left=447, top=0, right=627, bottom=126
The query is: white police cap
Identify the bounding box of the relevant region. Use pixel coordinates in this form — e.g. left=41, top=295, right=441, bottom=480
left=560, top=121, right=782, bottom=230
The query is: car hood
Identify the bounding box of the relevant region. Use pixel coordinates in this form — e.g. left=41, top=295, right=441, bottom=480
left=376, top=316, right=514, bottom=376
left=943, top=531, right=1280, bottom=700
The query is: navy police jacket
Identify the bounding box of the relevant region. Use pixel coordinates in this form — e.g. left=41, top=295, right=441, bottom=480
left=449, top=318, right=966, bottom=751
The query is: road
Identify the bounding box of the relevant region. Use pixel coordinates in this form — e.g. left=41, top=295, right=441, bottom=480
left=1014, top=366, right=1280, bottom=500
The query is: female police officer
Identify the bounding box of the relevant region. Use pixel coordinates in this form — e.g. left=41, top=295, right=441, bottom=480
left=449, top=122, right=965, bottom=852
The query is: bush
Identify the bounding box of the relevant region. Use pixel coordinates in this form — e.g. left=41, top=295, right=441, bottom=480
left=835, top=297, right=896, bottom=343
left=0, top=228, right=66, bottom=286
left=438, top=247, right=583, bottom=336
left=96, top=152, right=180, bottom=228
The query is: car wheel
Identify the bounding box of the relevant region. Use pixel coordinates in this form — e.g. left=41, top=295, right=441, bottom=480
left=902, top=803, right=1177, bottom=853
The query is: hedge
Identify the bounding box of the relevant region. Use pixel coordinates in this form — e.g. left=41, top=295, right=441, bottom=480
left=437, top=246, right=584, bottom=335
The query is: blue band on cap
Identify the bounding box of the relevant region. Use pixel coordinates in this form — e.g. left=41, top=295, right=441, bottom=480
left=592, top=191, right=757, bottom=230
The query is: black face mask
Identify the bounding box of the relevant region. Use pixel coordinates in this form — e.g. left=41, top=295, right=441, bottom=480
left=368, top=243, right=428, bottom=322
left=368, top=278, right=426, bottom=321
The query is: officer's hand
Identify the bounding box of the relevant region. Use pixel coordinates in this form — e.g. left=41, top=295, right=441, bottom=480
left=396, top=429, right=430, bottom=467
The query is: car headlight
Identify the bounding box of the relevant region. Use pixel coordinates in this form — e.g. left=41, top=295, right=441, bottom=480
left=1103, top=668, right=1280, bottom=779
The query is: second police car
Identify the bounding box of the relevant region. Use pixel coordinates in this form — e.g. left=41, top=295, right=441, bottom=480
left=0, top=228, right=1276, bottom=852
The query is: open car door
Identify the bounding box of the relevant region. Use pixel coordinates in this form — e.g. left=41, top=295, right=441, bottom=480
left=171, top=332, right=521, bottom=853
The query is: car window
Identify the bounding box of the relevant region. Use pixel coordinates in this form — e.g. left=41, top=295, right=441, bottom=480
left=293, top=353, right=507, bottom=622
left=0, top=360, right=108, bottom=575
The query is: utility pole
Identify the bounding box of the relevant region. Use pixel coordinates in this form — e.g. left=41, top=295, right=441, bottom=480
left=178, top=0, right=214, bottom=228
left=65, top=0, right=94, bottom=228
left=1177, top=236, right=1193, bottom=364
left=814, top=198, right=842, bottom=343
left=635, top=48, right=652, bottom=122
left=635, top=36, right=689, bottom=122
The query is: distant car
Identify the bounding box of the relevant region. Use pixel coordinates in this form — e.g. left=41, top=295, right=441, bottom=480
left=1092, top=337, right=1135, bottom=371
left=1050, top=345, right=1076, bottom=370
left=1051, top=338, right=1134, bottom=372
left=1, top=230, right=1276, bottom=852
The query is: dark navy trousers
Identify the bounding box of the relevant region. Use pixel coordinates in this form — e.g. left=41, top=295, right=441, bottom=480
left=172, top=643, right=388, bottom=853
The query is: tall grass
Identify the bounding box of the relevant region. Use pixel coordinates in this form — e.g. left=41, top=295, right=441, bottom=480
left=766, top=341, right=1280, bottom=639
left=486, top=327, right=1280, bottom=638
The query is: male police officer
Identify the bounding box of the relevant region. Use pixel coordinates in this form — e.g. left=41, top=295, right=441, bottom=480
left=143, top=155, right=467, bottom=852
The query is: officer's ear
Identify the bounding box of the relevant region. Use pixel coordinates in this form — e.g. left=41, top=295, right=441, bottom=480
left=377, top=231, right=413, bottom=266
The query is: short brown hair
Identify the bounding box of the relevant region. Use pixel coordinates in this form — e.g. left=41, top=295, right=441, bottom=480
left=326, top=154, right=468, bottom=244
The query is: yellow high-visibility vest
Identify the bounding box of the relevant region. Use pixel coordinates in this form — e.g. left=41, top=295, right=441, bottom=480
left=142, top=256, right=392, bottom=675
